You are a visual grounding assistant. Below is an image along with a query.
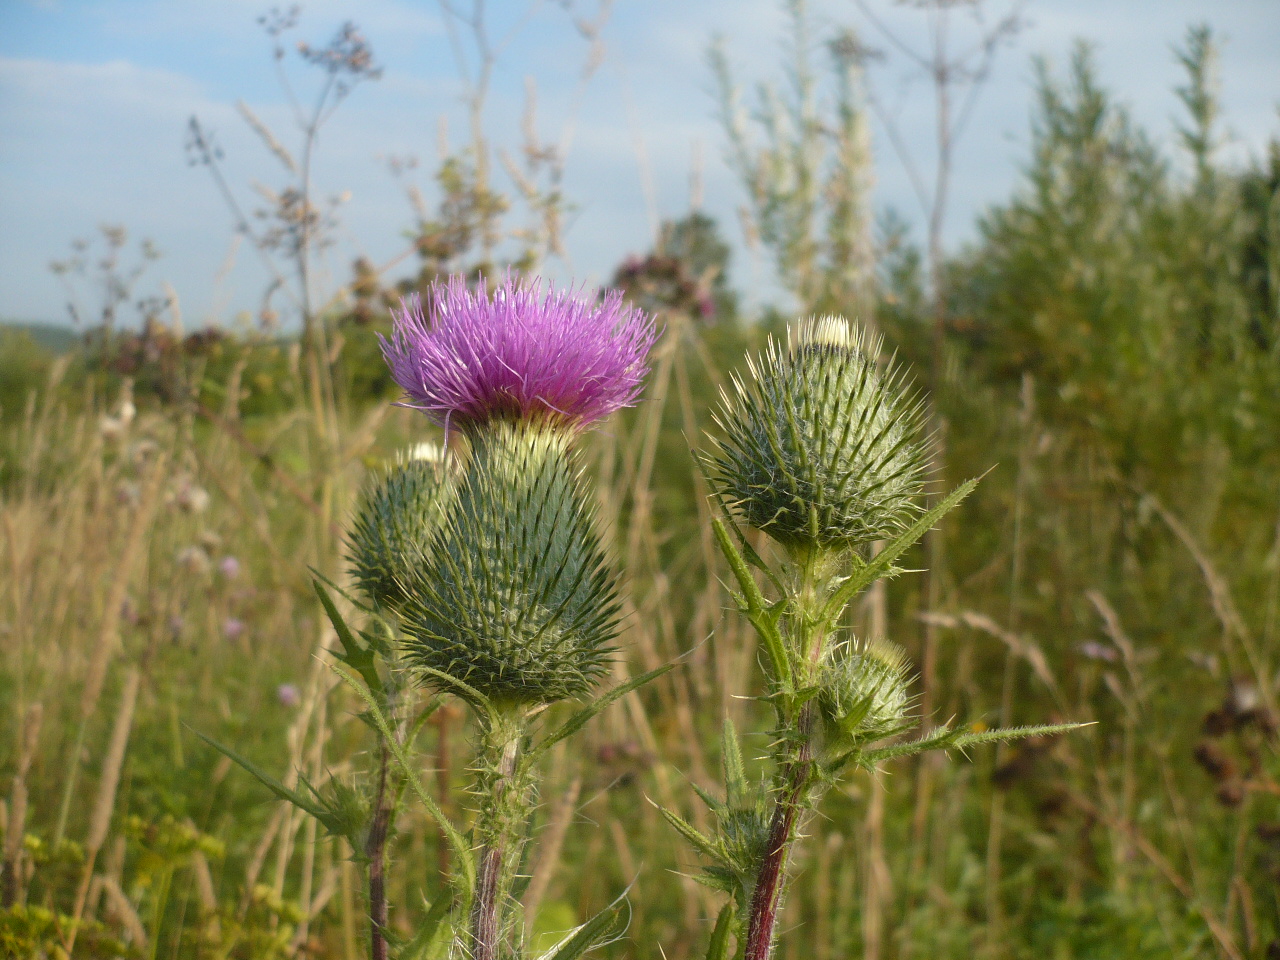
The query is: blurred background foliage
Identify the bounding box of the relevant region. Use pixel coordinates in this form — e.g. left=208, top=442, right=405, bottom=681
left=1, top=7, right=1278, bottom=960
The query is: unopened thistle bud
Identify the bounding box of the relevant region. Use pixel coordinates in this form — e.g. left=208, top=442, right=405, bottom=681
left=399, top=421, right=620, bottom=705
left=708, top=316, right=927, bottom=551
left=818, top=640, right=913, bottom=746
left=348, top=443, right=455, bottom=609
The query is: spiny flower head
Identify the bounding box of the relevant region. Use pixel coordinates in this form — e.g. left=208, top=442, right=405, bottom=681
left=818, top=640, right=913, bottom=747
left=707, top=316, right=927, bottom=552
left=348, top=443, right=456, bottom=609
left=398, top=421, right=620, bottom=705
left=381, top=274, right=656, bottom=435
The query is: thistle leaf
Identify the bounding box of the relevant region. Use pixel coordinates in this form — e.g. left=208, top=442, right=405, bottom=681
left=192, top=731, right=349, bottom=841
left=822, top=476, right=980, bottom=622
left=721, top=719, right=747, bottom=807
left=314, top=579, right=383, bottom=698
left=329, top=662, right=476, bottom=897
left=535, top=664, right=674, bottom=759
left=398, top=890, right=453, bottom=960
left=536, top=889, right=630, bottom=960
left=658, top=806, right=723, bottom=864
left=704, top=903, right=735, bottom=960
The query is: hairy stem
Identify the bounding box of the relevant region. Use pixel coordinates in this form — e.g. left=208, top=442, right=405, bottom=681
left=744, top=707, right=815, bottom=960
left=366, top=738, right=392, bottom=960
left=468, top=710, right=527, bottom=960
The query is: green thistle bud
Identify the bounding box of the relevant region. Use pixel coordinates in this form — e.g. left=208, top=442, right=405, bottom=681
left=708, top=316, right=927, bottom=551
left=348, top=443, right=456, bottom=609
left=400, top=421, right=620, bottom=705
left=818, top=640, right=913, bottom=746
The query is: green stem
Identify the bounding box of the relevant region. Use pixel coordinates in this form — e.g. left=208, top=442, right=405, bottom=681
left=468, top=708, right=530, bottom=960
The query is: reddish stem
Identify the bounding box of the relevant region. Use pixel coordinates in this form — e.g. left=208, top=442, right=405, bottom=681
left=366, top=740, right=392, bottom=960
left=744, top=713, right=815, bottom=960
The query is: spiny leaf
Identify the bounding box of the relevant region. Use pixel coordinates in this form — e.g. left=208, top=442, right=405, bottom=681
left=859, top=721, right=1089, bottom=767
left=329, top=662, right=476, bottom=898
left=712, top=519, right=792, bottom=691
left=657, top=805, right=722, bottom=864
left=721, top=719, right=747, bottom=806
left=192, top=730, right=347, bottom=839
left=822, top=476, right=981, bottom=622
left=537, top=889, right=630, bottom=960
left=398, top=889, right=454, bottom=960
left=314, top=579, right=383, bottom=697
left=411, top=664, right=493, bottom=714
left=535, top=664, right=674, bottom=759
left=704, top=903, right=735, bottom=960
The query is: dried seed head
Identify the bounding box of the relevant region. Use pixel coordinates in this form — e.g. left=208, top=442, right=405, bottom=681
left=399, top=421, right=620, bottom=705
left=348, top=447, right=457, bottom=609
left=708, top=316, right=927, bottom=551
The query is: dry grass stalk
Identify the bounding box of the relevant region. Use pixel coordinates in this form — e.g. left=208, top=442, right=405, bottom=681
left=54, top=450, right=169, bottom=845
left=65, top=663, right=142, bottom=956
left=1, top=702, right=43, bottom=907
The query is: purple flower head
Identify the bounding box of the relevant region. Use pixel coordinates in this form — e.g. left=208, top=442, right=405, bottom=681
left=222, top=617, right=246, bottom=641
left=277, top=683, right=301, bottom=707
left=381, top=274, right=656, bottom=434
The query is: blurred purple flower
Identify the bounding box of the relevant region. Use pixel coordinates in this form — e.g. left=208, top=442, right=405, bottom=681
left=223, top=617, right=247, bottom=641
left=167, top=614, right=185, bottom=637
left=1078, top=640, right=1118, bottom=662
left=218, top=555, right=241, bottom=579
left=277, top=683, right=301, bottom=707
left=381, top=274, right=656, bottom=434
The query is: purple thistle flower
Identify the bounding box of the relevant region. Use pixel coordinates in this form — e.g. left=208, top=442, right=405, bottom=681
left=381, top=274, right=656, bottom=434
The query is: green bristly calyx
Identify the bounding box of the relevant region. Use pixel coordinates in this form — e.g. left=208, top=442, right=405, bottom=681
left=708, top=316, right=927, bottom=551
left=399, top=420, right=621, bottom=705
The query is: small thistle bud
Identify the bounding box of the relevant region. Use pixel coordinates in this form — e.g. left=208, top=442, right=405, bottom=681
left=348, top=443, right=456, bottom=609
left=708, top=316, right=926, bottom=551
left=399, top=421, right=620, bottom=705
left=818, top=641, right=913, bottom=745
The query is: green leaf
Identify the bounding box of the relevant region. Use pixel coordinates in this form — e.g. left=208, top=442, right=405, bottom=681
left=822, top=477, right=980, bottom=622
left=314, top=579, right=383, bottom=697
left=658, top=806, right=722, bottom=864
left=537, top=890, right=629, bottom=960
left=192, top=730, right=347, bottom=839
left=412, top=664, right=494, bottom=714
left=534, top=665, right=674, bottom=759
left=859, top=721, right=1089, bottom=767
left=712, top=519, right=792, bottom=691
left=721, top=719, right=747, bottom=807
left=949, top=722, right=1092, bottom=751
left=398, top=889, right=454, bottom=960
left=329, top=662, right=476, bottom=898
left=704, top=903, right=735, bottom=960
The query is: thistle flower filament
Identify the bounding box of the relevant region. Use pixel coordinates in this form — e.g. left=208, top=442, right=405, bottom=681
left=381, top=274, right=656, bottom=435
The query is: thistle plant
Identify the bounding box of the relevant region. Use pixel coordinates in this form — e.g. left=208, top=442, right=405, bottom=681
left=375, top=274, right=656, bottom=959
left=202, top=275, right=657, bottom=960
left=663, top=316, right=1082, bottom=960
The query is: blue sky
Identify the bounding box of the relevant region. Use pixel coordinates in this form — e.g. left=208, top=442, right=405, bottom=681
left=2, top=0, right=1278, bottom=327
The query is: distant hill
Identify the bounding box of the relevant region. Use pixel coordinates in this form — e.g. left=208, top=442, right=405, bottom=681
left=0, top=321, right=81, bottom=354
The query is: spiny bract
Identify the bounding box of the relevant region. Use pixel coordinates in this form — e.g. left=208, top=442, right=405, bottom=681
left=347, top=444, right=456, bottom=609
left=818, top=640, right=914, bottom=746
left=708, top=316, right=927, bottom=551
left=399, top=421, right=620, bottom=704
